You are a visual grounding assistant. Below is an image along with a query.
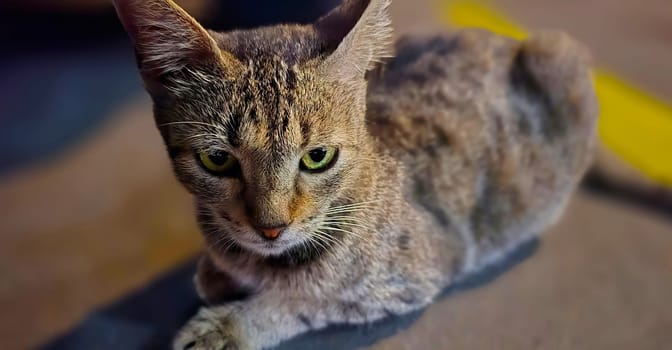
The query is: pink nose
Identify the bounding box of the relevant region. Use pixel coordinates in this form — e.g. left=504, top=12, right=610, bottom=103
left=256, top=226, right=285, bottom=240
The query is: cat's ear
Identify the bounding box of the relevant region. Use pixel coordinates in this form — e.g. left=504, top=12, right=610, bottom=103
left=315, top=0, right=393, bottom=79
left=112, top=0, right=240, bottom=95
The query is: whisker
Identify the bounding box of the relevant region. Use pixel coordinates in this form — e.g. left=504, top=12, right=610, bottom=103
left=323, top=208, right=374, bottom=215
left=320, top=225, right=366, bottom=241
left=212, top=237, right=228, bottom=250
left=313, top=230, right=341, bottom=246
left=184, top=133, right=226, bottom=141
left=322, top=215, right=370, bottom=221
left=209, top=233, right=232, bottom=247
left=324, top=206, right=379, bottom=215
left=159, top=121, right=220, bottom=128
left=327, top=200, right=382, bottom=209
left=321, top=217, right=369, bottom=223
left=221, top=238, right=239, bottom=252
left=315, top=231, right=346, bottom=252
left=304, top=237, right=317, bottom=253
left=160, top=120, right=230, bottom=135
left=310, top=236, right=328, bottom=253
left=308, top=235, right=330, bottom=252
left=325, top=204, right=376, bottom=212
left=320, top=220, right=370, bottom=230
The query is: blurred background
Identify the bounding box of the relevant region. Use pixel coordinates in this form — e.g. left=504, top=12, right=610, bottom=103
left=1, top=0, right=671, bottom=349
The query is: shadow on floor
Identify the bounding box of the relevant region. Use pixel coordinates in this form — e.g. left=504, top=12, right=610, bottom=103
left=42, top=239, right=539, bottom=350
left=582, top=172, right=672, bottom=222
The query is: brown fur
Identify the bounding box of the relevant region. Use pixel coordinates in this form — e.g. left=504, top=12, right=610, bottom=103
left=112, top=0, right=598, bottom=348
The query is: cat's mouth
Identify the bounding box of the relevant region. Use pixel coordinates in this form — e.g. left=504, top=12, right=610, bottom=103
left=212, top=222, right=311, bottom=258
left=236, top=237, right=297, bottom=257
left=201, top=206, right=345, bottom=260
left=209, top=221, right=337, bottom=262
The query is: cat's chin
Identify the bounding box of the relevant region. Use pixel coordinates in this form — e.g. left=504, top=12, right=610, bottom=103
left=214, top=234, right=331, bottom=266
left=231, top=238, right=300, bottom=258
left=246, top=242, right=296, bottom=257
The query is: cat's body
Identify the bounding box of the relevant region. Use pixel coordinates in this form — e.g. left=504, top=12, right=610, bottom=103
left=367, top=30, right=596, bottom=273
left=112, top=0, right=597, bottom=349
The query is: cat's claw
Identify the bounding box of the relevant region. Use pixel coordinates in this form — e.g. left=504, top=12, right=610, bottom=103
left=174, top=308, right=249, bottom=350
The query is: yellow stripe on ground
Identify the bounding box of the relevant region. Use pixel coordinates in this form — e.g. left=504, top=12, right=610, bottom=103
left=443, top=1, right=526, bottom=39
left=440, top=0, right=672, bottom=186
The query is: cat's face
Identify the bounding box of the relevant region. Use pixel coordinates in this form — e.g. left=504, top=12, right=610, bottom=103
left=163, top=59, right=370, bottom=256
left=113, top=0, right=391, bottom=256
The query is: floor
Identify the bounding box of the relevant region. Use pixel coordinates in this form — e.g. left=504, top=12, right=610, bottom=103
left=0, top=0, right=670, bottom=349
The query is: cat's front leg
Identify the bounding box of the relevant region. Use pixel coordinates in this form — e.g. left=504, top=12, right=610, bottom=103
left=173, top=297, right=321, bottom=350
left=174, top=305, right=250, bottom=350
left=174, top=282, right=440, bottom=350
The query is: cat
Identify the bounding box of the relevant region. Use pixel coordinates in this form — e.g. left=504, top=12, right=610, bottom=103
left=112, top=0, right=597, bottom=348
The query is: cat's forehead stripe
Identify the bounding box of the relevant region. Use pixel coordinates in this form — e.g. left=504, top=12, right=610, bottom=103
left=225, top=60, right=301, bottom=150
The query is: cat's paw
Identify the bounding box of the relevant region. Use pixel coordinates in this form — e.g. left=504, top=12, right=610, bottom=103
left=174, top=308, right=251, bottom=350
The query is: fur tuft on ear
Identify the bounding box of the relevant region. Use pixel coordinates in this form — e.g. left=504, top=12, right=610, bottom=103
left=112, top=0, right=239, bottom=91
left=315, top=0, right=393, bottom=78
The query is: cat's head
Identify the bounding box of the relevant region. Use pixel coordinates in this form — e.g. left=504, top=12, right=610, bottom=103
left=113, top=0, right=392, bottom=257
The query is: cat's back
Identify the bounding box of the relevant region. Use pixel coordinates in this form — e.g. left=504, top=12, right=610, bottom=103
left=366, top=29, right=519, bottom=159
left=366, top=27, right=596, bottom=174
left=366, top=29, right=598, bottom=265
left=365, top=29, right=519, bottom=226
left=368, top=29, right=516, bottom=109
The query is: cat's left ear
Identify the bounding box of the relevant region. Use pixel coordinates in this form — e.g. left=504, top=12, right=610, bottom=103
left=315, top=0, right=393, bottom=79
left=112, top=0, right=241, bottom=96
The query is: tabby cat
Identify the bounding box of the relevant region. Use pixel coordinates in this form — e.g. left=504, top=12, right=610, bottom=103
left=112, top=0, right=597, bottom=348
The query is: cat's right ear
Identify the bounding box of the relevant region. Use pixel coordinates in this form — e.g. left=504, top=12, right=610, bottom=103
left=112, top=0, right=241, bottom=96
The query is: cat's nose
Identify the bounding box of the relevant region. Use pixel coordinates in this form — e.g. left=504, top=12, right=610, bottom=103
left=254, top=225, right=287, bottom=241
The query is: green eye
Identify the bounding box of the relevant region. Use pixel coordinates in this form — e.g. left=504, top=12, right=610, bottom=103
left=197, top=150, right=238, bottom=176
left=300, top=146, right=338, bottom=172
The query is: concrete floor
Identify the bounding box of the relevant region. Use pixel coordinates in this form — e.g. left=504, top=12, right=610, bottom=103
left=497, top=0, right=672, bottom=100
left=0, top=0, right=671, bottom=349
